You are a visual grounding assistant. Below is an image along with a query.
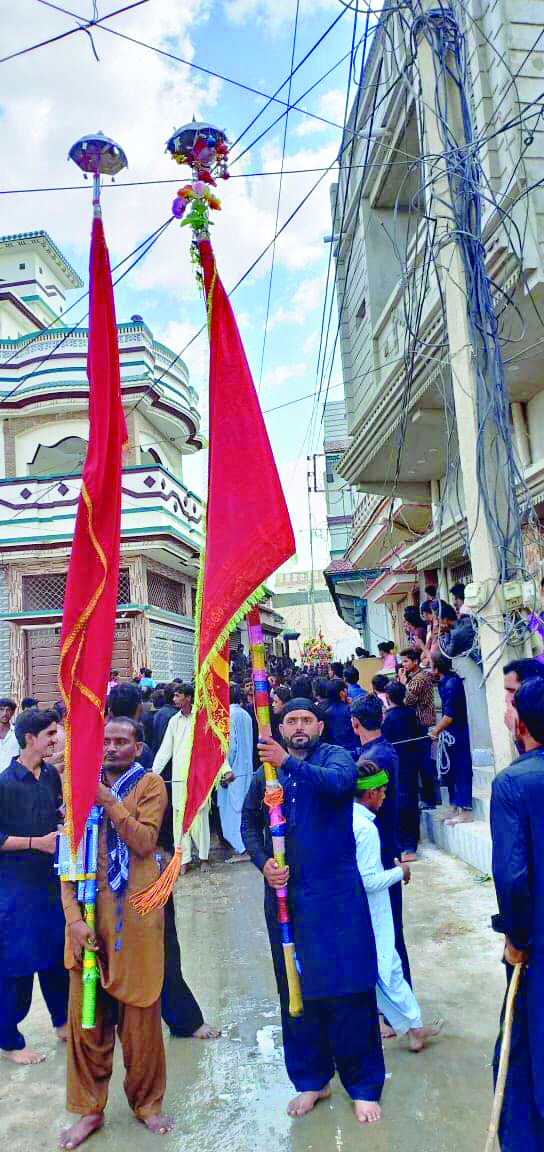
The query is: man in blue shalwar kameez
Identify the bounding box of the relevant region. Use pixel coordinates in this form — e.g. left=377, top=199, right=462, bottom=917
left=0, top=708, right=68, bottom=1064
left=490, top=676, right=544, bottom=1150
left=241, top=698, right=385, bottom=1125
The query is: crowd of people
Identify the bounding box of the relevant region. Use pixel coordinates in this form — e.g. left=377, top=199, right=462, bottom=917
left=1, top=594, right=544, bottom=1148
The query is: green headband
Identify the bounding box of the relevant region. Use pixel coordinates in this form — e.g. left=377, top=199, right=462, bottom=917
left=356, top=769, right=389, bottom=792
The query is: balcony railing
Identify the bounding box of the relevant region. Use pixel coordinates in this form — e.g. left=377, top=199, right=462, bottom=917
left=0, top=465, right=203, bottom=551
left=352, top=493, right=383, bottom=535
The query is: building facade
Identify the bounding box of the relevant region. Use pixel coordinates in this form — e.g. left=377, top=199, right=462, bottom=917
left=274, top=568, right=361, bottom=662
left=0, top=231, right=205, bottom=703
left=330, top=0, right=544, bottom=646
left=328, top=1, right=544, bottom=866
left=322, top=401, right=391, bottom=651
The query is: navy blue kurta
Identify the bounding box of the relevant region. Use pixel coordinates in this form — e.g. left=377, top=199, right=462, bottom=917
left=324, top=702, right=359, bottom=753
left=0, top=757, right=65, bottom=977
left=437, top=672, right=472, bottom=808
left=241, top=741, right=377, bottom=999
left=491, top=748, right=544, bottom=1119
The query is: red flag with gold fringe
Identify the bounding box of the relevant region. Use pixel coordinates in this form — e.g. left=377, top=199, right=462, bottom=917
left=181, top=236, right=295, bottom=834
left=59, top=214, right=127, bottom=851
left=131, top=234, right=294, bottom=913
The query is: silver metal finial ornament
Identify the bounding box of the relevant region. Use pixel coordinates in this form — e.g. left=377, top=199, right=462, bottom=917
left=69, top=131, right=128, bottom=214
left=165, top=120, right=229, bottom=181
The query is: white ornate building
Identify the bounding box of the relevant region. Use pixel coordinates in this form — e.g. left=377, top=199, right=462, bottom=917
left=0, top=230, right=205, bottom=703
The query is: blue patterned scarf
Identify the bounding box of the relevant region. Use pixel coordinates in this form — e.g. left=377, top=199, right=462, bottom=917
left=106, top=762, right=147, bottom=894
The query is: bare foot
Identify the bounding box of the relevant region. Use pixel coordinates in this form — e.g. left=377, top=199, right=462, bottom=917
left=225, top=852, right=250, bottom=864
left=140, top=1114, right=175, bottom=1135
left=192, top=1023, right=222, bottom=1039
left=199, top=861, right=211, bottom=873
left=445, top=810, right=473, bottom=826
left=180, top=864, right=188, bottom=876
left=287, top=1084, right=331, bottom=1117
left=354, top=1100, right=382, bottom=1124
left=401, top=851, right=418, bottom=862
left=379, top=1016, right=397, bottom=1039
left=56, top=1024, right=68, bottom=1042
left=440, top=806, right=458, bottom=822
left=59, top=1114, right=103, bottom=1149
left=408, top=1019, right=444, bottom=1052
left=2, top=1047, right=45, bottom=1065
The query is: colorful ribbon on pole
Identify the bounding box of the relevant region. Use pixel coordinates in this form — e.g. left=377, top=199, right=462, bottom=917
left=56, top=804, right=101, bottom=1029
left=247, top=607, right=303, bottom=1018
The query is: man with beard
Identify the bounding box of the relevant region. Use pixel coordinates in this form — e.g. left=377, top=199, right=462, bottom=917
left=491, top=678, right=544, bottom=1149
left=241, top=698, right=384, bottom=1126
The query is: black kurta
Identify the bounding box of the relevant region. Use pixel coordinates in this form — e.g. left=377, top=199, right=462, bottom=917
left=491, top=749, right=544, bottom=1139
left=0, top=757, right=65, bottom=976
left=241, top=742, right=377, bottom=999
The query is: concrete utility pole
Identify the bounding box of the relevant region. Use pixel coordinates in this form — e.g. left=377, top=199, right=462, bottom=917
left=414, top=4, right=517, bottom=772
left=306, top=456, right=316, bottom=636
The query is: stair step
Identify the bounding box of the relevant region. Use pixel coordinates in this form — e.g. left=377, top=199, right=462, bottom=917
left=421, top=809, right=492, bottom=874
left=473, top=764, right=495, bottom=791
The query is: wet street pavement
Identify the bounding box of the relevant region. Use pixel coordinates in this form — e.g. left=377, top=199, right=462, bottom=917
left=1, top=842, right=505, bottom=1152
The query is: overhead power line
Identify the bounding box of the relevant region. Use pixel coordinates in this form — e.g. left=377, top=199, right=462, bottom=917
left=0, top=0, right=149, bottom=64
left=36, top=0, right=385, bottom=138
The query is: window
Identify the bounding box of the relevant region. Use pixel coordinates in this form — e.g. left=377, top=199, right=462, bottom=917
left=326, top=453, right=340, bottom=483
left=141, top=447, right=163, bottom=468
left=29, top=436, right=88, bottom=477
left=22, top=569, right=130, bottom=611
left=39, top=266, right=43, bottom=274
left=356, top=295, right=366, bottom=320
left=147, top=570, right=187, bottom=615
left=19, top=262, right=25, bottom=270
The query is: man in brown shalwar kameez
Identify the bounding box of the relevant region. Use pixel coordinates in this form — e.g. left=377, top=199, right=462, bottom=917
left=59, top=718, right=173, bottom=1149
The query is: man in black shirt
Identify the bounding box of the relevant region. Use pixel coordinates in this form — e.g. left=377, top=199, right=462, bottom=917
left=0, top=708, right=68, bottom=1063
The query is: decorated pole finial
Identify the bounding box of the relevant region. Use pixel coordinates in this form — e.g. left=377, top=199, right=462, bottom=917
left=69, top=131, right=128, bottom=216
left=166, top=120, right=229, bottom=238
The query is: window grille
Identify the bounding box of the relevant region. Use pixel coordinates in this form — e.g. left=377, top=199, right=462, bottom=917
left=147, top=570, right=186, bottom=615
left=22, top=568, right=130, bottom=612
left=449, top=561, right=473, bottom=586
left=118, top=569, right=130, bottom=603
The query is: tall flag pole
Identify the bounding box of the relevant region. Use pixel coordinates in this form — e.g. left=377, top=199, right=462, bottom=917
left=59, top=132, right=128, bottom=854
left=131, top=125, right=298, bottom=997
left=247, top=609, right=303, bottom=1016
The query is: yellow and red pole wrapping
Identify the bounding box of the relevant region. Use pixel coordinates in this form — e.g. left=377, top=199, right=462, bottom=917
left=247, top=607, right=303, bottom=1017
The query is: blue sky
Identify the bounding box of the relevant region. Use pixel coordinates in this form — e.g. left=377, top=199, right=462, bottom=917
left=0, top=0, right=361, bottom=568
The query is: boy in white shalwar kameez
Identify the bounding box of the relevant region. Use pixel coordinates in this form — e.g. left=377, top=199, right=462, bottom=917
left=353, top=760, right=443, bottom=1052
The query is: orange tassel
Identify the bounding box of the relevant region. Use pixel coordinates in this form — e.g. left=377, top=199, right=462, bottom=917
left=264, top=785, right=284, bottom=809
left=129, top=846, right=182, bottom=916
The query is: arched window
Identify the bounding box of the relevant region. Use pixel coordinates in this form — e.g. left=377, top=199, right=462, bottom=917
left=140, top=446, right=163, bottom=468
left=28, top=436, right=88, bottom=477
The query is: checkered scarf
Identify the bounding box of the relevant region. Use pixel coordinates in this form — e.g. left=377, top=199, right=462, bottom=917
left=106, top=762, right=146, bottom=894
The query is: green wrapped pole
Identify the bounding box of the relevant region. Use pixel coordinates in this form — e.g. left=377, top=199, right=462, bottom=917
left=81, top=805, right=101, bottom=1030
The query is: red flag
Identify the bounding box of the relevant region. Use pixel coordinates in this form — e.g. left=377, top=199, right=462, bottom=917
left=182, top=237, right=295, bottom=833
left=59, top=214, right=127, bottom=851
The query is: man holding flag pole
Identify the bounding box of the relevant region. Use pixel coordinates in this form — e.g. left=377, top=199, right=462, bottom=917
left=56, top=134, right=172, bottom=1149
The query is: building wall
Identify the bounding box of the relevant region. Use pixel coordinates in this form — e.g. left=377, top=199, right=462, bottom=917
left=275, top=595, right=361, bottom=662
left=0, top=566, right=11, bottom=692
left=527, top=391, right=544, bottom=460
left=149, top=617, right=195, bottom=682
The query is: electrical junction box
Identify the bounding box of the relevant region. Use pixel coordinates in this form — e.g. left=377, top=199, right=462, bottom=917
left=522, top=578, right=538, bottom=611
left=464, top=581, right=486, bottom=611
left=501, top=579, right=523, bottom=612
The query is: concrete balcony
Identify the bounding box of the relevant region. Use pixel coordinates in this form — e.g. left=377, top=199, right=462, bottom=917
left=0, top=465, right=203, bottom=562
left=347, top=494, right=432, bottom=570
left=0, top=322, right=202, bottom=451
